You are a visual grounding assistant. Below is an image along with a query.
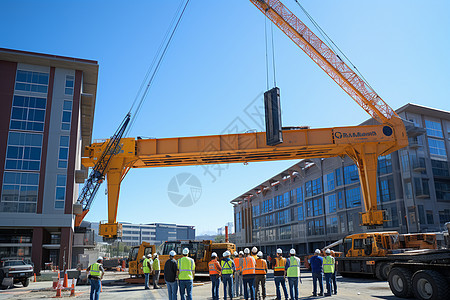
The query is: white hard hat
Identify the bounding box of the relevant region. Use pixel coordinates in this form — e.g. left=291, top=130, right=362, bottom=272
left=325, top=249, right=331, bottom=254
left=257, top=251, right=263, bottom=257
left=252, top=247, right=258, bottom=253
left=244, top=248, right=250, bottom=254
left=212, top=252, right=218, bottom=257
left=276, top=248, right=282, bottom=254
left=290, top=249, right=296, bottom=255
left=169, top=250, right=176, bottom=257
left=315, top=249, right=321, bottom=254
left=223, top=251, right=230, bottom=257
left=147, top=254, right=152, bottom=258
left=153, top=253, right=158, bottom=257
left=98, top=256, right=103, bottom=261
left=142, top=255, right=146, bottom=259
left=183, top=248, right=189, bottom=255
left=234, top=251, right=238, bottom=256
left=239, top=251, right=244, bottom=255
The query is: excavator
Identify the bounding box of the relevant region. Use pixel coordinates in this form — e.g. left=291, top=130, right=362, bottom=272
left=75, top=0, right=408, bottom=240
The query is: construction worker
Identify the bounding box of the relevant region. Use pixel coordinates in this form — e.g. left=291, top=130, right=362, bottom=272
left=251, top=247, right=258, bottom=260
left=310, top=249, right=324, bottom=297
left=152, top=253, right=161, bottom=289
left=242, top=248, right=256, bottom=300
left=323, top=249, right=335, bottom=297
left=164, top=250, right=178, bottom=300
left=234, top=251, right=244, bottom=298
left=209, top=252, right=221, bottom=300
left=87, top=257, right=104, bottom=300
left=221, top=251, right=235, bottom=300
left=177, top=248, right=195, bottom=300
left=254, top=251, right=268, bottom=300
left=273, top=248, right=288, bottom=300
left=330, top=250, right=337, bottom=295
left=143, top=254, right=152, bottom=289
left=285, top=249, right=301, bottom=300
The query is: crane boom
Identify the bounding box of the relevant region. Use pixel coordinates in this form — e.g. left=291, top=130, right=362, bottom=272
left=250, top=0, right=398, bottom=125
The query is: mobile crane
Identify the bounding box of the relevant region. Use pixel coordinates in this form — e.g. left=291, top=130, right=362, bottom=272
left=76, top=0, right=408, bottom=239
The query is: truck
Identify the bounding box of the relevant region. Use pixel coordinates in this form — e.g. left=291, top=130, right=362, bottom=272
left=0, top=258, right=34, bottom=289
left=387, top=223, right=450, bottom=300
left=333, top=231, right=444, bottom=280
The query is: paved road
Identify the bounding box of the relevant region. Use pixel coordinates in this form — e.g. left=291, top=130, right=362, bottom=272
left=0, top=270, right=404, bottom=299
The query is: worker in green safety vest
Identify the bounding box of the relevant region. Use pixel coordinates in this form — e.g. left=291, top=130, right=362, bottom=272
left=323, top=249, right=335, bottom=297
left=143, top=254, right=152, bottom=290
left=177, top=248, right=196, bottom=300
left=285, top=249, right=301, bottom=300
left=87, top=257, right=104, bottom=300
left=220, top=251, right=235, bottom=300
left=152, top=253, right=161, bottom=289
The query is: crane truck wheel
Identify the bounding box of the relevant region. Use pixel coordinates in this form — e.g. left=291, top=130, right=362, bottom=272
left=375, top=262, right=390, bottom=281
left=387, top=267, right=413, bottom=298
left=412, top=270, right=448, bottom=300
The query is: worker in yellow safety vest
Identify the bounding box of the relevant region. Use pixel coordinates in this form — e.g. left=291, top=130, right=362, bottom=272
left=177, top=248, right=196, bottom=300
left=285, top=249, right=301, bottom=300
left=143, top=254, right=152, bottom=290
left=87, top=257, right=104, bottom=300
left=221, top=251, right=235, bottom=300
left=152, top=253, right=161, bottom=289
left=323, top=249, right=335, bottom=297
left=273, top=248, right=288, bottom=300
left=254, top=251, right=268, bottom=300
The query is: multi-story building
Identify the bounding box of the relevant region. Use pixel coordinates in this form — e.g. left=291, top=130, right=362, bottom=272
left=231, top=103, right=450, bottom=256
left=0, top=48, right=98, bottom=273
left=217, top=222, right=234, bottom=235
left=95, top=222, right=195, bottom=246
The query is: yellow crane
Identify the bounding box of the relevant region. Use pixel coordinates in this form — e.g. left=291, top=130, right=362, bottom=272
left=77, top=0, right=408, bottom=239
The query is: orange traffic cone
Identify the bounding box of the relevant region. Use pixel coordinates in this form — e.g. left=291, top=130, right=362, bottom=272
left=54, top=284, right=62, bottom=298
left=70, top=281, right=75, bottom=296
left=34, top=273, right=37, bottom=282
left=63, top=272, right=68, bottom=288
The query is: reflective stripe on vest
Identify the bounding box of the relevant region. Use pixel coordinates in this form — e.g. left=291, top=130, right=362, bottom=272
left=274, top=257, right=286, bottom=270
left=234, top=257, right=241, bottom=271
left=255, top=258, right=267, bottom=275
left=323, top=256, right=335, bottom=274
left=143, top=258, right=150, bottom=273
left=287, top=256, right=300, bottom=277
left=242, top=256, right=255, bottom=275
left=90, top=263, right=101, bottom=277
left=221, top=260, right=233, bottom=275
left=209, top=260, right=220, bottom=275
left=178, top=257, right=195, bottom=280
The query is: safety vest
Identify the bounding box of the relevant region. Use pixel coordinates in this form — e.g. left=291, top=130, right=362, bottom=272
left=209, top=259, right=220, bottom=275
left=323, top=256, right=335, bottom=274
left=178, top=256, right=195, bottom=280
left=153, top=258, right=160, bottom=271
left=90, top=263, right=101, bottom=277
left=143, top=258, right=151, bottom=273
left=287, top=256, right=300, bottom=277
left=221, top=259, right=233, bottom=275
left=234, top=257, right=241, bottom=271
left=274, top=257, right=286, bottom=271
left=255, top=258, right=267, bottom=275
left=242, top=256, right=255, bottom=275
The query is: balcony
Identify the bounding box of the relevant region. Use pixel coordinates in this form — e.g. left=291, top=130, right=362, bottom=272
left=412, top=158, right=426, bottom=173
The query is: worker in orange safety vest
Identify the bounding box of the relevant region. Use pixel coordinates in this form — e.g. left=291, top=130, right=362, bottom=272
left=208, top=252, right=222, bottom=300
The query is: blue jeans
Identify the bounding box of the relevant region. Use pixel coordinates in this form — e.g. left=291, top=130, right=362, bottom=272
left=287, top=277, right=298, bottom=300
left=324, top=273, right=332, bottom=295
left=210, top=275, right=220, bottom=300
left=312, top=272, right=323, bottom=295
left=179, top=280, right=193, bottom=300
left=234, top=272, right=243, bottom=297
left=331, top=271, right=337, bottom=293
left=223, top=274, right=233, bottom=299
left=90, top=279, right=101, bottom=300
left=166, top=280, right=178, bottom=300
left=274, top=276, right=288, bottom=300
left=144, top=273, right=150, bottom=289
left=243, top=276, right=255, bottom=300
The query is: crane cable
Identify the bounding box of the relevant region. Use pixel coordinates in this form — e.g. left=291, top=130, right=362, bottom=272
left=126, top=0, right=190, bottom=137
left=264, top=18, right=278, bottom=90
left=293, top=0, right=374, bottom=91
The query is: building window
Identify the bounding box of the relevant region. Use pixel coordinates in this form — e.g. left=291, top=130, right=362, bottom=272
left=58, top=136, right=70, bottom=169
left=298, top=206, right=303, bottom=221
left=425, top=119, right=443, bottom=138
left=277, top=209, right=290, bottom=225
left=252, top=217, right=260, bottom=229
left=306, top=200, right=313, bottom=217
left=289, top=189, right=295, bottom=204
left=15, top=70, right=49, bottom=94
left=339, top=215, right=346, bottom=233
left=9, top=95, right=46, bottom=132
left=414, top=178, right=430, bottom=197
left=61, top=98, right=73, bottom=131
left=344, top=164, right=359, bottom=185
left=401, top=153, right=410, bottom=173
left=378, top=176, right=395, bottom=203
left=335, top=168, right=343, bottom=186
left=235, top=212, right=241, bottom=233
left=279, top=225, right=291, bottom=240
left=431, top=160, right=450, bottom=177
left=65, top=75, right=74, bottom=95
left=55, top=174, right=66, bottom=209
left=327, top=194, right=336, bottom=213
left=296, top=187, right=303, bottom=203
left=314, top=219, right=324, bottom=235
left=306, top=178, right=322, bottom=197
left=337, top=191, right=344, bottom=209
left=0, top=171, right=39, bottom=213
left=327, top=216, right=338, bottom=234
left=345, top=187, right=361, bottom=208
left=435, top=179, right=450, bottom=202
left=313, top=197, right=323, bottom=216
left=428, top=138, right=447, bottom=156
left=426, top=210, right=434, bottom=225
left=252, top=205, right=260, bottom=217
left=265, top=214, right=274, bottom=227
left=324, top=172, right=335, bottom=192
left=5, top=132, right=43, bottom=171
left=378, top=154, right=392, bottom=175
left=439, top=209, right=450, bottom=224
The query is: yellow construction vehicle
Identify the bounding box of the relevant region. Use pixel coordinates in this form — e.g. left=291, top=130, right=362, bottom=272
left=128, top=242, right=156, bottom=277
left=76, top=0, right=408, bottom=239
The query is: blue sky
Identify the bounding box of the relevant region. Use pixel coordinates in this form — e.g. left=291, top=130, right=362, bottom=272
left=2, top=1, right=449, bottom=235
